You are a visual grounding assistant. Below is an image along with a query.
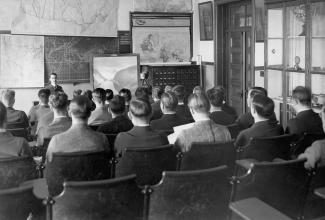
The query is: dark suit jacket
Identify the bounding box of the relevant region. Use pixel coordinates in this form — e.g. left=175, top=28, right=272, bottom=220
left=151, top=101, right=163, bottom=121
left=221, top=104, right=238, bottom=119
left=235, top=120, right=284, bottom=147
left=175, top=104, right=194, bottom=121
left=285, top=109, right=324, bottom=137
left=6, top=107, right=29, bottom=129
left=45, top=84, right=63, bottom=94
left=210, top=111, right=236, bottom=126
left=114, top=126, right=168, bottom=156
left=97, top=115, right=133, bottom=134
left=236, top=111, right=277, bottom=131
left=150, top=114, right=192, bottom=131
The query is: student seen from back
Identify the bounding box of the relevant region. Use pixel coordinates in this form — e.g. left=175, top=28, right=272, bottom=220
left=88, top=88, right=112, bottom=125
left=119, top=88, right=132, bottom=115
left=214, top=85, right=238, bottom=119
left=172, top=85, right=193, bottom=121
left=150, top=86, right=163, bottom=120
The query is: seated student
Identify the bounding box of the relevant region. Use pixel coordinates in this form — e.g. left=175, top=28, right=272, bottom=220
left=37, top=92, right=71, bottom=146
left=207, top=87, right=236, bottom=126
left=215, top=85, right=238, bottom=119
left=174, top=93, right=231, bottom=152
left=73, top=89, right=82, bottom=98
left=236, top=87, right=276, bottom=130
left=151, top=86, right=163, bottom=121
left=105, top=89, right=114, bottom=105
left=0, top=101, right=32, bottom=158
left=235, top=94, right=284, bottom=147
left=172, top=85, right=193, bottom=121
left=135, top=87, right=150, bottom=101
left=1, top=89, right=29, bottom=130
left=193, top=86, right=204, bottom=95
left=82, top=90, right=96, bottom=111
left=97, top=95, right=133, bottom=134
left=28, top=89, right=51, bottom=135
left=88, top=88, right=112, bottom=125
left=119, top=88, right=132, bottom=115
left=114, top=98, right=168, bottom=156
left=46, top=96, right=110, bottom=162
left=150, top=91, right=192, bottom=131
left=298, top=107, right=325, bottom=169
left=285, top=86, right=323, bottom=137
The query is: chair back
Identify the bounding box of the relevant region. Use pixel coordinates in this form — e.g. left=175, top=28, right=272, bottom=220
left=147, top=166, right=230, bottom=220
left=7, top=127, right=29, bottom=139
left=116, top=145, right=178, bottom=185
left=292, top=132, right=325, bottom=157
left=0, top=185, right=44, bottom=220
left=179, top=140, right=235, bottom=172
left=105, top=134, right=117, bottom=152
left=227, top=123, right=240, bottom=139
left=239, top=134, right=295, bottom=161
left=45, top=151, right=111, bottom=196
left=89, top=125, right=99, bottom=131
left=231, top=159, right=312, bottom=219
left=0, top=156, right=37, bottom=189
left=52, top=174, right=143, bottom=220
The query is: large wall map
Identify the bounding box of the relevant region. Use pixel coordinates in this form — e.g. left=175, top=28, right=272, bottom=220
left=44, top=36, right=118, bottom=83
left=0, top=34, right=44, bottom=88
left=134, top=0, right=192, bottom=12
left=12, top=0, right=118, bottom=37
left=132, top=27, right=191, bottom=64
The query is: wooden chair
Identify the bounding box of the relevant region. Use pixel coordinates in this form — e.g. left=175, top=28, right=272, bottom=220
left=227, top=123, right=240, bottom=139
left=45, top=150, right=111, bottom=197
left=116, top=144, right=178, bottom=185
left=177, top=140, right=236, bottom=172
left=105, top=133, right=117, bottom=152
left=237, top=134, right=295, bottom=161
left=230, top=158, right=312, bottom=220
left=0, top=185, right=45, bottom=220
left=291, top=132, right=325, bottom=157
left=144, top=166, right=230, bottom=220
left=0, top=156, right=38, bottom=189
left=50, top=174, right=143, bottom=220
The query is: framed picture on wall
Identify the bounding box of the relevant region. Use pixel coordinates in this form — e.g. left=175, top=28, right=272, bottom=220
left=199, top=1, right=213, bottom=41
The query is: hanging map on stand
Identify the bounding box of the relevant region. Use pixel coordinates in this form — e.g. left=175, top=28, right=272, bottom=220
left=12, top=0, right=118, bottom=37
left=134, top=0, right=192, bottom=12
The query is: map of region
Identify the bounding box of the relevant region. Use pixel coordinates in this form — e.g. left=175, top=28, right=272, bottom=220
left=132, top=27, right=191, bottom=64
left=134, top=0, right=192, bottom=12
left=12, top=0, right=118, bottom=37
left=44, top=36, right=118, bottom=82
left=0, top=0, right=20, bottom=30
left=0, top=34, right=44, bottom=88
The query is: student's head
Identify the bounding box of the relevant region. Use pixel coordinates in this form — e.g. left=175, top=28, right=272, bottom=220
left=247, top=87, right=268, bottom=107
left=135, top=87, right=150, bottom=100
left=160, top=91, right=178, bottom=113
left=0, top=101, right=7, bottom=128
left=292, top=86, right=311, bottom=108
left=129, top=98, right=152, bottom=124
left=69, top=95, right=93, bottom=121
left=119, top=88, right=132, bottom=103
left=105, top=89, right=114, bottom=102
left=73, top=89, right=82, bottom=98
left=172, top=85, right=186, bottom=103
left=206, top=87, right=224, bottom=108
left=1, top=89, right=15, bottom=107
left=109, top=95, right=125, bottom=116
left=164, top=85, right=172, bottom=93
left=193, top=86, right=204, bottom=95
left=187, top=93, right=211, bottom=118
left=49, top=92, right=69, bottom=113
left=49, top=73, right=58, bottom=85
left=152, top=86, right=163, bottom=101
left=251, top=94, right=275, bottom=120
left=92, top=88, right=106, bottom=105
left=38, top=89, right=51, bottom=105
left=82, top=90, right=93, bottom=100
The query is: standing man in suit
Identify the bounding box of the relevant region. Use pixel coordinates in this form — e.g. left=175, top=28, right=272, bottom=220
left=285, top=86, right=323, bottom=137
left=150, top=91, right=192, bottom=131
left=172, top=85, right=193, bottom=121
left=235, top=94, right=284, bottom=147
left=45, top=73, right=64, bottom=94
left=114, top=98, right=168, bottom=156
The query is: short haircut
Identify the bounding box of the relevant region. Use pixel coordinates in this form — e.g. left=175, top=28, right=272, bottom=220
left=206, top=87, right=224, bottom=107
left=251, top=94, right=275, bottom=119
left=164, top=85, right=172, bottom=92
left=105, top=89, right=114, bottom=101
left=38, top=89, right=51, bottom=103
left=135, top=87, right=150, bottom=100
left=109, top=95, right=125, bottom=114
left=0, top=101, right=7, bottom=127
left=160, top=91, right=178, bottom=111
left=172, top=85, right=186, bottom=101
left=152, top=86, right=163, bottom=100
left=69, top=95, right=93, bottom=119
left=49, top=92, right=69, bottom=111
left=292, top=86, right=311, bottom=106
left=119, top=88, right=132, bottom=102
left=50, top=73, right=57, bottom=77
left=82, top=90, right=93, bottom=100
left=130, top=98, right=152, bottom=118
left=92, top=88, right=106, bottom=103
left=73, top=89, right=82, bottom=98
left=187, top=93, right=210, bottom=114
left=1, top=89, right=15, bottom=103
left=193, top=86, right=204, bottom=95
left=249, top=87, right=268, bottom=98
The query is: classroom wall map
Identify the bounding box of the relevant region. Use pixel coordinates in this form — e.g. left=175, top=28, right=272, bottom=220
left=0, top=34, right=44, bottom=88
left=132, top=27, right=191, bottom=64
left=134, top=0, right=192, bottom=12
left=12, top=0, right=118, bottom=37
left=44, top=36, right=118, bottom=82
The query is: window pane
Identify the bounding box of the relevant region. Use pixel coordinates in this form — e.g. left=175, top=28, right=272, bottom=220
left=268, top=39, right=283, bottom=67
left=267, top=70, right=282, bottom=121
left=255, top=70, right=264, bottom=87
left=288, top=5, right=306, bottom=37
left=312, top=2, right=325, bottom=36
left=311, top=74, right=325, bottom=108
left=287, top=38, right=305, bottom=70
left=287, top=72, right=305, bottom=97
left=268, top=9, right=283, bottom=38
left=231, top=5, right=246, bottom=28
